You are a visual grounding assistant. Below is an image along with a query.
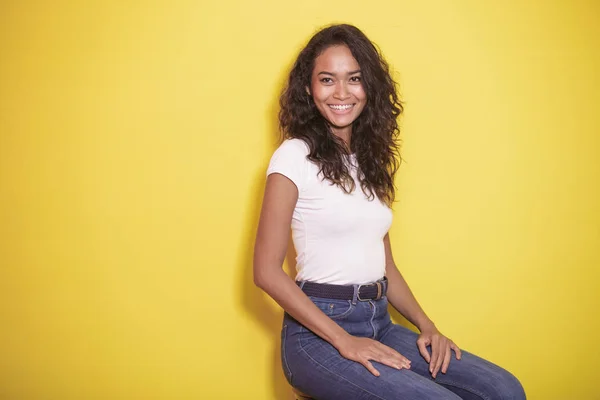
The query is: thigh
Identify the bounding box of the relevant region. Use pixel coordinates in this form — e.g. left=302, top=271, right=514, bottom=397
left=283, top=315, right=461, bottom=400
left=379, top=324, right=526, bottom=400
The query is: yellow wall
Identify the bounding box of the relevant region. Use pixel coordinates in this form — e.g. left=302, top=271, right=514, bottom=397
left=1, top=1, right=598, bottom=399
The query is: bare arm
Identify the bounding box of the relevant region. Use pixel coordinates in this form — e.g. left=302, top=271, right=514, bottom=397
left=383, top=233, right=436, bottom=332
left=383, top=233, right=462, bottom=378
left=253, top=174, right=410, bottom=375
left=253, top=174, right=350, bottom=345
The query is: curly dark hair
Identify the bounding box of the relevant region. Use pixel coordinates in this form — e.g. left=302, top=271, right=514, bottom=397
left=279, top=24, right=403, bottom=206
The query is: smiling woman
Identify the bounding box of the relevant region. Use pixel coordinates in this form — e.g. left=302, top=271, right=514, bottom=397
left=309, top=45, right=367, bottom=139
left=253, top=24, right=526, bottom=400
left=278, top=24, right=402, bottom=206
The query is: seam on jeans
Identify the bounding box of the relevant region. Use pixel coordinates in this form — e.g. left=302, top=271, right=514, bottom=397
left=369, top=300, right=377, bottom=338
left=330, top=300, right=354, bottom=320
left=281, top=325, right=293, bottom=386
left=298, top=336, right=387, bottom=400
left=435, top=378, right=488, bottom=400
left=377, top=313, right=394, bottom=343
left=311, top=299, right=354, bottom=320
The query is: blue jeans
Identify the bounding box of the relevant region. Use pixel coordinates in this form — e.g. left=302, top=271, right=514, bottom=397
left=281, top=293, right=526, bottom=400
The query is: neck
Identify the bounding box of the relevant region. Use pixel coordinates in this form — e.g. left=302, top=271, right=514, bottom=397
left=331, top=125, right=352, bottom=151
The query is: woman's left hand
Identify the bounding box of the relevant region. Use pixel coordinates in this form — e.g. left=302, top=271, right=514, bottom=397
left=417, top=326, right=462, bottom=379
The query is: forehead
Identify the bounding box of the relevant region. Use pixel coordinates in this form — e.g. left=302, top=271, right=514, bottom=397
left=313, top=45, right=360, bottom=73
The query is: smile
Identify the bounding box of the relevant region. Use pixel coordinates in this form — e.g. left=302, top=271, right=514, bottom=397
left=328, top=104, right=354, bottom=111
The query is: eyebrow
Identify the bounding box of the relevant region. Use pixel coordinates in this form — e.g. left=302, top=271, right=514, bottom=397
left=317, top=69, right=362, bottom=76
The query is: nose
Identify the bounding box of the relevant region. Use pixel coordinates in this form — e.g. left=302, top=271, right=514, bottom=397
left=333, top=82, right=350, bottom=101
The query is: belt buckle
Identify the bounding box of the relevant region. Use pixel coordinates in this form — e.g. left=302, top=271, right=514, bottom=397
left=374, top=281, right=383, bottom=300
left=357, top=281, right=383, bottom=301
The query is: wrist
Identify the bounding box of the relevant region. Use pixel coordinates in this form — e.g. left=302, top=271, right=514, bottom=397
left=417, top=318, right=437, bottom=333
left=331, top=330, right=352, bottom=350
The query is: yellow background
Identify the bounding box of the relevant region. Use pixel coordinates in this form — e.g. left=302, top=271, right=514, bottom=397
left=1, top=1, right=599, bottom=399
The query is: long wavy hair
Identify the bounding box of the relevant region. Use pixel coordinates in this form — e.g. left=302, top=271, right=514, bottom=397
left=279, top=24, right=403, bottom=206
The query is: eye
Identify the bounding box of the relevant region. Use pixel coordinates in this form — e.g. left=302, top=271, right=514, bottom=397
left=320, top=77, right=333, bottom=84
left=350, top=76, right=362, bottom=83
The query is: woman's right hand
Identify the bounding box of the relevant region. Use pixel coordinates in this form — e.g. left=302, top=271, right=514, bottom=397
left=335, top=334, right=411, bottom=376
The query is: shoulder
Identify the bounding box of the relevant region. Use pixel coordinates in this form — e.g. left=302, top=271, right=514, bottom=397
left=267, top=138, right=311, bottom=191
left=272, top=138, right=310, bottom=158
left=268, top=138, right=310, bottom=167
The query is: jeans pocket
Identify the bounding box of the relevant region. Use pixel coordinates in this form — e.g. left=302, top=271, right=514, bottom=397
left=281, top=324, right=293, bottom=385
left=311, top=298, right=355, bottom=320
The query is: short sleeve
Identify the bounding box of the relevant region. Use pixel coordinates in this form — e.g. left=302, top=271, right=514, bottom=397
left=266, top=139, right=309, bottom=192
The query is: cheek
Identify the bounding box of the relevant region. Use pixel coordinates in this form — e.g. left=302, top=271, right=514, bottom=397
left=353, top=86, right=367, bottom=101
left=309, top=89, right=329, bottom=115
left=314, top=102, right=330, bottom=118
left=311, top=85, right=330, bottom=103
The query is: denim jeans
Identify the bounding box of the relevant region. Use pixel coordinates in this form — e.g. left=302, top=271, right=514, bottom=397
left=281, top=290, right=526, bottom=400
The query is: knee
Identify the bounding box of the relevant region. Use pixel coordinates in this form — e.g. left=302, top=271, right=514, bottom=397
left=442, top=391, right=463, bottom=400
left=404, top=385, right=462, bottom=400
left=484, top=368, right=526, bottom=400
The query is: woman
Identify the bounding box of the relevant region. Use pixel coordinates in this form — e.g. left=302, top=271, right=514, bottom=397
left=253, top=24, right=526, bottom=400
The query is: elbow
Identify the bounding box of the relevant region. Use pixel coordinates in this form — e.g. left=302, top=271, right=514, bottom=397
left=253, top=270, right=265, bottom=289
left=253, top=250, right=284, bottom=291
left=253, top=265, right=270, bottom=291
left=254, top=263, right=283, bottom=293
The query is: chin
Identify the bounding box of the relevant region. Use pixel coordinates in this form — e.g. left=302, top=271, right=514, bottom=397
left=329, top=117, right=355, bottom=128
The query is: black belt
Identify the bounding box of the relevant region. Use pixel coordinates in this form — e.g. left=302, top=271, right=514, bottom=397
left=298, top=277, right=387, bottom=301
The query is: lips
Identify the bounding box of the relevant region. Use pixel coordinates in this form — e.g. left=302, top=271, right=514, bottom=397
left=328, top=104, right=355, bottom=115
left=328, top=104, right=354, bottom=111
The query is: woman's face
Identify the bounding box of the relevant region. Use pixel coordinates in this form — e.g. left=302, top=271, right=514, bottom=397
left=309, top=45, right=367, bottom=135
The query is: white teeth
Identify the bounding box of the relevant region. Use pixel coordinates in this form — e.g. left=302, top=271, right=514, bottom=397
left=329, top=104, right=353, bottom=110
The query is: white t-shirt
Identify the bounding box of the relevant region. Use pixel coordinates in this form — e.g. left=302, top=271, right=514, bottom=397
left=266, top=138, right=393, bottom=285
